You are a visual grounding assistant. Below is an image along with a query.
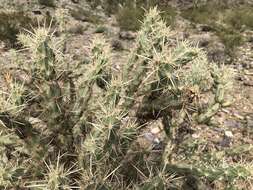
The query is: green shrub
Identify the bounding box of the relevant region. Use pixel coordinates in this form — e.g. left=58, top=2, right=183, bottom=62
left=181, top=2, right=250, bottom=57
left=116, top=5, right=143, bottom=31
left=0, top=8, right=252, bottom=189
left=115, top=1, right=177, bottom=31
left=181, top=2, right=220, bottom=25
left=216, top=27, right=243, bottom=54
left=87, top=0, right=177, bottom=31
left=69, top=7, right=101, bottom=24
left=38, top=0, right=55, bottom=7
left=94, top=25, right=108, bottom=33
left=225, top=7, right=253, bottom=30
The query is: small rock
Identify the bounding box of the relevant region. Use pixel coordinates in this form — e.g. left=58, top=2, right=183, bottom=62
left=224, top=130, right=233, bottom=138
left=246, top=116, right=253, bottom=128
left=224, top=120, right=241, bottom=128
left=119, top=31, right=137, bottom=40
left=192, top=133, right=200, bottom=138
left=221, top=108, right=230, bottom=114
left=32, top=10, right=42, bottom=15
left=111, top=39, right=124, bottom=51
left=248, top=36, right=253, bottom=43
left=243, top=80, right=253, bottom=86
left=143, top=132, right=155, bottom=142
left=207, top=41, right=227, bottom=63
left=242, top=62, right=252, bottom=69
left=143, top=132, right=160, bottom=145
left=233, top=112, right=244, bottom=120
left=219, top=138, right=231, bottom=147
left=151, top=126, right=161, bottom=135
left=220, top=130, right=233, bottom=147
left=68, top=24, right=87, bottom=34
left=197, top=24, right=214, bottom=32
left=189, top=33, right=211, bottom=47
left=71, top=0, right=79, bottom=3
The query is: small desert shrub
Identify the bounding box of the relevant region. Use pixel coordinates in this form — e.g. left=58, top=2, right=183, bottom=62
left=181, top=2, right=250, bottom=56
left=87, top=0, right=177, bottom=31
left=116, top=1, right=177, bottom=31
left=225, top=7, right=253, bottom=30
left=69, top=6, right=102, bottom=24
left=216, top=27, right=243, bottom=54
left=0, top=8, right=252, bottom=189
left=94, top=25, right=108, bottom=33
left=38, top=0, right=55, bottom=7
left=181, top=2, right=220, bottom=25
left=116, top=4, right=143, bottom=31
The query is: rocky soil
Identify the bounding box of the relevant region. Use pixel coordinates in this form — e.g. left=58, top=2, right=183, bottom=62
left=1, top=0, right=252, bottom=154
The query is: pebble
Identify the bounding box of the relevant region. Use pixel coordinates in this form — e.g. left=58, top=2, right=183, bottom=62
left=246, top=116, right=253, bottom=128
left=192, top=133, right=200, bottom=138
left=233, top=112, right=244, bottom=120
left=221, top=108, right=230, bottom=114
left=71, top=0, right=79, bottom=3
left=151, top=126, right=161, bottom=134
left=111, top=39, right=124, bottom=50
left=119, top=31, right=137, bottom=40
left=224, top=130, right=233, bottom=138
left=243, top=80, right=253, bottom=86
left=224, top=120, right=241, bottom=128
left=143, top=132, right=160, bottom=144
left=219, top=130, right=233, bottom=147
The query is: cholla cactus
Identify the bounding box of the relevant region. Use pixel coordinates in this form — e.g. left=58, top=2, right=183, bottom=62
left=26, top=154, right=79, bottom=190
left=55, top=8, right=70, bottom=33
left=0, top=6, right=251, bottom=190
left=0, top=78, right=25, bottom=115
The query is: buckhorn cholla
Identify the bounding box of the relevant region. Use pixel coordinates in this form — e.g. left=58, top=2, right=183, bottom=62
left=0, top=7, right=252, bottom=189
